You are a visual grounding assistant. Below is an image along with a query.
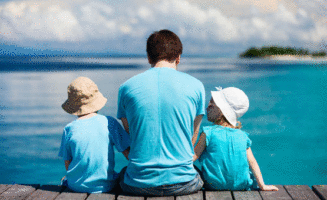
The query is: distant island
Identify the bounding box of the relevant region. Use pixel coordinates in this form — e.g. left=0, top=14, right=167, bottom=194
left=239, top=46, right=327, bottom=60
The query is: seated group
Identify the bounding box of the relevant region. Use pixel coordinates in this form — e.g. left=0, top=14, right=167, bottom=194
left=58, top=30, right=278, bottom=196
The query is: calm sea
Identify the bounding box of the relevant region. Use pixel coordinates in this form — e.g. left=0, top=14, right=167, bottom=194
left=0, top=56, right=326, bottom=186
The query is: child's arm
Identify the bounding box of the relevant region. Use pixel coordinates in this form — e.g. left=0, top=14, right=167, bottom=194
left=122, top=147, right=130, bottom=160
left=193, top=132, right=206, bottom=161
left=109, top=117, right=131, bottom=161
left=121, top=118, right=130, bottom=134
left=247, top=148, right=278, bottom=191
left=65, top=160, right=71, bottom=171
left=61, top=160, right=71, bottom=182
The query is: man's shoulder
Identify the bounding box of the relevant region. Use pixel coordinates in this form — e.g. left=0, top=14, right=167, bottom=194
left=176, top=71, right=204, bottom=86
left=119, top=70, right=150, bottom=89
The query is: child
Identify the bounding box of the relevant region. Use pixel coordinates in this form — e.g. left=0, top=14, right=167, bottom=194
left=59, top=77, right=131, bottom=193
left=193, top=87, right=278, bottom=191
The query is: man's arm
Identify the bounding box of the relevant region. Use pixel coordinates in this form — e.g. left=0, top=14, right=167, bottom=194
left=192, top=115, right=203, bottom=146
left=193, top=132, right=206, bottom=161
left=121, top=117, right=130, bottom=134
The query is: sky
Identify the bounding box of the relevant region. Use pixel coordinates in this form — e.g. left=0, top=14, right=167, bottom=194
left=0, top=0, right=326, bottom=57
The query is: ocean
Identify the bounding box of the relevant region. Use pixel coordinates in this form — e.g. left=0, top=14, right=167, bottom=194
left=0, top=56, right=326, bottom=186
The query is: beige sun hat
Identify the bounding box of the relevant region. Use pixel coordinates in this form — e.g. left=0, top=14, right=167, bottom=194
left=211, top=87, right=249, bottom=126
left=62, top=77, right=107, bottom=115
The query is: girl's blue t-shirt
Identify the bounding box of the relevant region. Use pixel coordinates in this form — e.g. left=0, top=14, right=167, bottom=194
left=199, top=125, right=253, bottom=190
left=58, top=114, right=131, bottom=193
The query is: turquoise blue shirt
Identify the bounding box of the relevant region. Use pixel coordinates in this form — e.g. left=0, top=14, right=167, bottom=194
left=200, top=125, right=253, bottom=190
left=58, top=115, right=131, bottom=193
left=117, top=67, right=205, bottom=188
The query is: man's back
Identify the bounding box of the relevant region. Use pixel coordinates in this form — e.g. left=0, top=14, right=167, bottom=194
left=117, top=67, right=205, bottom=187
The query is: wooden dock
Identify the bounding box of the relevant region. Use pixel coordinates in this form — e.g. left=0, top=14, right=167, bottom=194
left=0, top=184, right=327, bottom=200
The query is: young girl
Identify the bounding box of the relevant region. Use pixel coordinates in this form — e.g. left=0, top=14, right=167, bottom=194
left=59, top=77, right=131, bottom=193
left=193, top=87, right=278, bottom=191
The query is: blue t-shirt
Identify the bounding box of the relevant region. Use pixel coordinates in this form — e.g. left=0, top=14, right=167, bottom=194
left=199, top=125, right=253, bottom=190
left=117, top=67, right=205, bottom=188
left=58, top=114, right=131, bottom=193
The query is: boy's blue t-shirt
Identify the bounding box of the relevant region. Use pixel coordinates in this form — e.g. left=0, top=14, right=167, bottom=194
left=58, top=114, right=131, bottom=193
left=199, top=125, right=253, bottom=190
left=117, top=67, right=205, bottom=188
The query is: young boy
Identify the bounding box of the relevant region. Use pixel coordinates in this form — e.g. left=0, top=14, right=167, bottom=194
left=59, top=77, right=130, bottom=193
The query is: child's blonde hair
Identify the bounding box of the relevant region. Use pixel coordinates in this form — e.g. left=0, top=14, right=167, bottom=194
left=215, top=114, right=242, bottom=129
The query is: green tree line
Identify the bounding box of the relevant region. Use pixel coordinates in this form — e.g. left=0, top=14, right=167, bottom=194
left=240, top=46, right=326, bottom=58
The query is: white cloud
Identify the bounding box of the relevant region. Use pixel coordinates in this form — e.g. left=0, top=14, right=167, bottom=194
left=173, top=0, right=207, bottom=24
left=137, top=6, right=153, bottom=21
left=0, top=21, right=18, bottom=40
left=0, top=0, right=326, bottom=55
left=120, top=24, right=132, bottom=34
left=5, top=2, right=26, bottom=16
left=274, top=4, right=298, bottom=24
left=310, top=22, right=327, bottom=43
left=0, top=1, right=85, bottom=42
left=298, top=8, right=307, bottom=18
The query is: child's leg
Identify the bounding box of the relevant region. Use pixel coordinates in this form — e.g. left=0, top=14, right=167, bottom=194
left=193, top=165, right=203, bottom=178
left=108, top=171, right=121, bottom=193
left=61, top=177, right=68, bottom=187
left=194, top=164, right=217, bottom=191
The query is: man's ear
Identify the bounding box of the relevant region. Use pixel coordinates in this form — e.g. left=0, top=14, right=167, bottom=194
left=176, top=55, right=181, bottom=65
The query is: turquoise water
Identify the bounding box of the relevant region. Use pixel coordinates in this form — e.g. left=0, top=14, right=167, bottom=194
left=0, top=57, right=326, bottom=186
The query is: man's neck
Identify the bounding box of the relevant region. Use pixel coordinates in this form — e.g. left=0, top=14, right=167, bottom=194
left=152, top=60, right=177, bottom=69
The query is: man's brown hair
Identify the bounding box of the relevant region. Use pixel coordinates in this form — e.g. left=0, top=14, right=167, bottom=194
left=146, top=29, right=183, bottom=65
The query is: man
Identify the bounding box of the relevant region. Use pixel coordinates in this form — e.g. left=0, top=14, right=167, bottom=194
left=117, top=29, right=205, bottom=196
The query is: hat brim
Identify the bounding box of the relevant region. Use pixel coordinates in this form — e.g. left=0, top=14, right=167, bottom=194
left=211, top=90, right=237, bottom=126
left=62, top=92, right=107, bottom=115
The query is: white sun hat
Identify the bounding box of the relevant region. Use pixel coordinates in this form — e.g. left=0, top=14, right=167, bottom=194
left=211, top=87, right=249, bottom=126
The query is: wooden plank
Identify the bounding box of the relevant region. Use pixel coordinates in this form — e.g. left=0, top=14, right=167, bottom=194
left=54, top=187, right=88, bottom=200
left=146, top=196, right=174, bottom=200
left=0, top=184, right=38, bottom=200
left=260, top=185, right=292, bottom=200
left=176, top=191, right=203, bottom=200
left=26, top=185, right=64, bottom=200
left=0, top=185, right=12, bottom=194
left=205, top=191, right=233, bottom=200
left=233, top=191, right=262, bottom=200
left=117, top=194, right=145, bottom=200
left=313, top=185, right=327, bottom=200
left=284, top=185, right=320, bottom=200
left=87, top=193, right=115, bottom=200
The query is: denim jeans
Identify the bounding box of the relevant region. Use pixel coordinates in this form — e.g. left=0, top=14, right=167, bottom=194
left=119, top=167, right=204, bottom=196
